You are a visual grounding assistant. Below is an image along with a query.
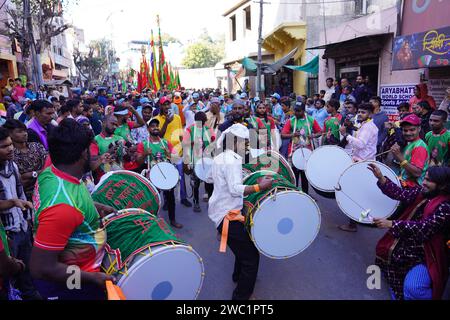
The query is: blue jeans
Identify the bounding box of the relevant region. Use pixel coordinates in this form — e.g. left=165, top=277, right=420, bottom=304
left=403, top=264, right=432, bottom=300
left=176, top=161, right=186, bottom=200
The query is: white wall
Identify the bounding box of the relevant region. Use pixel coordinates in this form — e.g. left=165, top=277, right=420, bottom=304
left=223, top=0, right=302, bottom=63
left=178, top=68, right=217, bottom=89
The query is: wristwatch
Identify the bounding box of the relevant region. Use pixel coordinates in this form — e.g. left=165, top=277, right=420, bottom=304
left=32, top=171, right=38, bottom=178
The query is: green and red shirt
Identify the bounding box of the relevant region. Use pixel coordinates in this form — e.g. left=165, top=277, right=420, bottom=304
left=425, top=129, right=450, bottom=166
left=400, top=138, right=430, bottom=188
left=94, top=133, right=125, bottom=155
left=0, top=222, right=10, bottom=256
left=323, top=114, right=343, bottom=141
left=33, top=166, right=106, bottom=272
left=183, top=124, right=215, bottom=163
left=137, top=138, right=174, bottom=166
left=114, top=121, right=135, bottom=142
left=282, top=115, right=322, bottom=154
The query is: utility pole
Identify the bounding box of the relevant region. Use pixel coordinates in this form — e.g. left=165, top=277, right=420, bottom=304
left=24, top=0, right=41, bottom=87
left=256, top=0, right=264, bottom=97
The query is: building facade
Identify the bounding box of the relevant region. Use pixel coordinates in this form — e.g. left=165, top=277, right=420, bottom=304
left=316, top=0, right=449, bottom=119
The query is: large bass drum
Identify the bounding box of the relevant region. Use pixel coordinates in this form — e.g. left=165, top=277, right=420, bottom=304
left=305, top=145, right=353, bottom=198
left=101, top=209, right=205, bottom=300
left=243, top=150, right=296, bottom=185
left=243, top=170, right=321, bottom=259
left=335, top=161, right=401, bottom=224
left=91, top=170, right=161, bottom=215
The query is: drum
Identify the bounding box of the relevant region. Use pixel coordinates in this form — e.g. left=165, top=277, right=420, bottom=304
left=92, top=170, right=161, bottom=215
left=305, top=145, right=353, bottom=198
left=243, top=170, right=321, bottom=259
left=243, top=150, right=296, bottom=185
left=101, top=209, right=205, bottom=300
left=149, top=162, right=179, bottom=190
left=335, top=161, right=400, bottom=224
left=292, top=147, right=313, bottom=170
left=194, top=157, right=213, bottom=182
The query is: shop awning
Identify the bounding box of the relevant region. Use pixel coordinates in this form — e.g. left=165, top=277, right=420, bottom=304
left=237, top=47, right=299, bottom=76
left=306, top=33, right=392, bottom=59
left=285, top=55, right=319, bottom=75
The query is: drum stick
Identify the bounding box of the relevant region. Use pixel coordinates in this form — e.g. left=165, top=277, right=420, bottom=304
left=106, top=280, right=126, bottom=300
left=374, top=150, right=392, bottom=158
left=289, top=119, right=297, bottom=159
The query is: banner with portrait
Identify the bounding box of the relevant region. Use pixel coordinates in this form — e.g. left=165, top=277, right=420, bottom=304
left=392, top=26, right=450, bottom=71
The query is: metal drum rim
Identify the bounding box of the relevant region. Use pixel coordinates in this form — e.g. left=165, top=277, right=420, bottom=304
left=305, top=145, right=353, bottom=192
left=335, top=160, right=401, bottom=224
left=115, top=244, right=205, bottom=300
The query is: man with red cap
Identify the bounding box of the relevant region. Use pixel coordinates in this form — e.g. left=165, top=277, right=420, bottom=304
left=390, top=114, right=430, bottom=188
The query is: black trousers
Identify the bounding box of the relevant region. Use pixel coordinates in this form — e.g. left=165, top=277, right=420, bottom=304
left=293, top=167, right=309, bottom=194
left=163, top=189, right=176, bottom=221
left=217, top=221, right=260, bottom=300
left=193, top=175, right=214, bottom=204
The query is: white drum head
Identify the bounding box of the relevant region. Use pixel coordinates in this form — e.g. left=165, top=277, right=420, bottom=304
left=335, top=161, right=400, bottom=224
left=194, top=158, right=213, bottom=182
left=118, top=245, right=205, bottom=300
left=149, top=162, right=179, bottom=190
left=306, top=146, right=353, bottom=192
left=251, top=191, right=321, bottom=259
left=292, top=148, right=313, bottom=170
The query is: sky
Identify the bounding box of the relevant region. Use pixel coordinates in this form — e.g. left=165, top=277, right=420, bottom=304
left=66, top=0, right=235, bottom=68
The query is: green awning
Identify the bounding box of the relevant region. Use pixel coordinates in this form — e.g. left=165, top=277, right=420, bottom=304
left=241, top=57, right=258, bottom=72
left=284, top=55, right=319, bottom=75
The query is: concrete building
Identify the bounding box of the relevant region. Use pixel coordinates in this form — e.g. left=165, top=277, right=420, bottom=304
left=41, top=16, right=73, bottom=82
left=315, top=0, right=449, bottom=119
left=223, top=0, right=399, bottom=96
left=0, top=0, right=18, bottom=96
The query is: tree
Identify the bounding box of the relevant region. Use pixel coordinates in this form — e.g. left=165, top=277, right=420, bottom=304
left=0, top=0, right=74, bottom=84
left=182, top=31, right=225, bottom=69
left=73, top=39, right=110, bottom=89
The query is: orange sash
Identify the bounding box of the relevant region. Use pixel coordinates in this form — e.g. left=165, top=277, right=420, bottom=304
left=219, top=210, right=246, bottom=253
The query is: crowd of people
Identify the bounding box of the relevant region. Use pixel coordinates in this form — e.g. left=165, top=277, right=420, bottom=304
left=0, top=75, right=449, bottom=301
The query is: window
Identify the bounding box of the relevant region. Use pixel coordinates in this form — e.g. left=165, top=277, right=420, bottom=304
left=58, top=48, right=62, bottom=56
left=354, top=0, right=367, bottom=15
left=244, top=6, right=251, bottom=31
left=53, top=45, right=57, bottom=53
left=230, top=15, right=236, bottom=41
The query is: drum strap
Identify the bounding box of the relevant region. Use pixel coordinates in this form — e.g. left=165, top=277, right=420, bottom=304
left=219, top=210, right=246, bottom=253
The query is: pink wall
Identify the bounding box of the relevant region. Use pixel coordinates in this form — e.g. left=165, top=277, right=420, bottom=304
left=401, top=0, right=450, bottom=35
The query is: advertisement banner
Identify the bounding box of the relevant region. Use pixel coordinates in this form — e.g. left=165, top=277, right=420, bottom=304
left=380, top=84, right=416, bottom=121
left=428, top=78, right=450, bottom=107
left=392, top=26, right=450, bottom=70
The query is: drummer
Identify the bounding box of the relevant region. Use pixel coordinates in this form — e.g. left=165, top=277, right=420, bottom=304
left=338, top=103, right=379, bottom=232
left=136, top=118, right=183, bottom=229
left=248, top=102, right=277, bottom=150
left=206, top=124, right=273, bottom=300
left=30, top=119, right=114, bottom=300
left=322, top=99, right=343, bottom=145
left=182, top=111, right=215, bottom=213
left=281, top=102, right=322, bottom=193
left=391, top=114, right=430, bottom=188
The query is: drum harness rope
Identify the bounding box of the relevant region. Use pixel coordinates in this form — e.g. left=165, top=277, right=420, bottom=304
left=335, top=182, right=372, bottom=221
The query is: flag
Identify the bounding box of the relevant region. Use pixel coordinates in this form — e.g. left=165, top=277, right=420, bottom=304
left=164, top=63, right=170, bottom=87
left=150, top=30, right=161, bottom=91
left=139, top=58, right=149, bottom=93
left=175, top=69, right=181, bottom=89
left=157, top=15, right=166, bottom=87
left=169, top=64, right=175, bottom=90
left=122, top=80, right=127, bottom=93
left=137, top=72, right=142, bottom=92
